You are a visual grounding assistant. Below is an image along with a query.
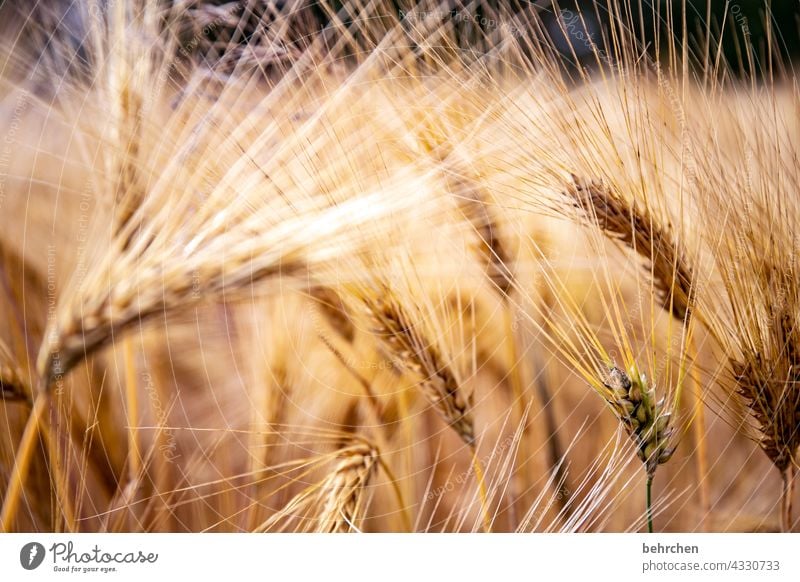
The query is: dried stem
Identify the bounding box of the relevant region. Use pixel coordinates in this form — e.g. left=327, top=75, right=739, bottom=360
left=123, top=338, right=141, bottom=482
left=781, top=464, right=796, bottom=533
left=356, top=286, right=493, bottom=530
left=38, top=190, right=411, bottom=389
left=0, top=393, right=49, bottom=532
left=566, top=174, right=698, bottom=526
left=646, top=474, right=654, bottom=533
left=688, top=337, right=711, bottom=529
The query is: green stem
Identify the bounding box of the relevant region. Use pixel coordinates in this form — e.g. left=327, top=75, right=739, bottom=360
left=646, top=475, right=654, bottom=533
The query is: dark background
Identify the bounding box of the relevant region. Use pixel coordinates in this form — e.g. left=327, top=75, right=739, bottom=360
left=2, top=1, right=798, bottom=79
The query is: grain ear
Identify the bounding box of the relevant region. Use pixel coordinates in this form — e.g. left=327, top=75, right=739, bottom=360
left=566, top=175, right=694, bottom=321
left=357, top=286, right=476, bottom=447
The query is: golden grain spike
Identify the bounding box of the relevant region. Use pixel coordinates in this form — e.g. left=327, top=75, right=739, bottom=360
left=567, top=175, right=693, bottom=320
left=364, top=290, right=475, bottom=446
left=318, top=442, right=379, bottom=533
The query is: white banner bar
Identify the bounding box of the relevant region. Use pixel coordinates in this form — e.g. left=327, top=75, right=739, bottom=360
left=1, top=534, right=798, bottom=580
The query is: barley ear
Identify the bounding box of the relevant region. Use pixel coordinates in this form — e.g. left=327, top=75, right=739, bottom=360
left=566, top=174, right=694, bottom=321
left=363, top=289, right=475, bottom=446
left=318, top=442, right=379, bottom=533
left=603, top=366, right=675, bottom=477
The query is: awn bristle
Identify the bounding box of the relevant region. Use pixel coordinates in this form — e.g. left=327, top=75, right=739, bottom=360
left=566, top=175, right=694, bottom=321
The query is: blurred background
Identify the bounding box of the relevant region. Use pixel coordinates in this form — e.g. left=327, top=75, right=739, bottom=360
left=2, top=1, right=798, bottom=79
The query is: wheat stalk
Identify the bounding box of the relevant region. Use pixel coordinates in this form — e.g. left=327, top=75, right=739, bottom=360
left=310, top=286, right=356, bottom=344
left=599, top=364, right=678, bottom=533
left=523, top=218, right=687, bottom=531
left=448, top=165, right=571, bottom=517
left=726, top=273, right=800, bottom=531
left=450, top=171, right=514, bottom=295
left=731, top=342, right=799, bottom=476
left=699, top=173, right=800, bottom=531
left=564, top=173, right=710, bottom=527
left=352, top=280, right=494, bottom=531
left=4, top=0, right=799, bottom=535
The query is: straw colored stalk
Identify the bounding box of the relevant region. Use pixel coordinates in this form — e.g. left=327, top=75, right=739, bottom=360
left=354, top=284, right=493, bottom=531
left=450, top=167, right=570, bottom=514
left=310, top=286, right=356, bottom=344
left=702, top=175, right=800, bottom=531
left=729, top=289, right=800, bottom=472
left=525, top=225, right=684, bottom=530
left=450, top=172, right=514, bottom=295
left=6, top=191, right=419, bottom=532
left=732, top=351, right=799, bottom=532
